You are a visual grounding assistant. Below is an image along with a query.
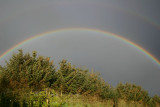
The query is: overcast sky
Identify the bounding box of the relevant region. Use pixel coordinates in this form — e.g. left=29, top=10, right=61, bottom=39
left=0, top=0, right=160, bottom=96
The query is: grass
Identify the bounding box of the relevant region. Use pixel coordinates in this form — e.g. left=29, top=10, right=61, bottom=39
left=60, top=94, right=114, bottom=107
left=58, top=94, right=160, bottom=107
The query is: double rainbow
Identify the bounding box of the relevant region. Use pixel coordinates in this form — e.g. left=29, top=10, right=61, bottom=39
left=0, top=28, right=160, bottom=66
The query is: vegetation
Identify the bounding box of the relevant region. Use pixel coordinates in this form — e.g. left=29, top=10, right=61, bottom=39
left=0, top=49, right=160, bottom=107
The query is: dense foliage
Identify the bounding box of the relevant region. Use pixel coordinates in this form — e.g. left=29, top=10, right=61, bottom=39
left=0, top=50, right=160, bottom=107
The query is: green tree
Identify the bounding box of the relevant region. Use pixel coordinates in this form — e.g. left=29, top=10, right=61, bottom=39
left=0, top=49, right=56, bottom=91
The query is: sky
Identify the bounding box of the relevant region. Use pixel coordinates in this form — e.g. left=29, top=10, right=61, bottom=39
left=0, top=0, right=160, bottom=96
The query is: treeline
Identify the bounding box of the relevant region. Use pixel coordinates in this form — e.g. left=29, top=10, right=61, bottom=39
left=0, top=50, right=160, bottom=107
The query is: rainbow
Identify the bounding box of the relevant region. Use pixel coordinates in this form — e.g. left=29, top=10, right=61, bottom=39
left=0, top=28, right=160, bottom=66
left=2, top=2, right=160, bottom=31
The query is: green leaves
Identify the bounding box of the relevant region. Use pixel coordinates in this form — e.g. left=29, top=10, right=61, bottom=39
left=0, top=49, right=160, bottom=107
left=0, top=50, right=56, bottom=91
left=116, top=82, right=151, bottom=104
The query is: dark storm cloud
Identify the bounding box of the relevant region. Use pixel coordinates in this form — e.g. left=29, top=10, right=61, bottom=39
left=0, top=0, right=160, bottom=58
left=0, top=0, right=160, bottom=95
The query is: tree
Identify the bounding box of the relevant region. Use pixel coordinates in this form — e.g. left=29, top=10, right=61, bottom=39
left=0, top=49, right=56, bottom=91
left=0, top=49, right=159, bottom=107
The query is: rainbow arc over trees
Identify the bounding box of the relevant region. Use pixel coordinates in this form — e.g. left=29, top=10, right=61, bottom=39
left=0, top=28, right=160, bottom=66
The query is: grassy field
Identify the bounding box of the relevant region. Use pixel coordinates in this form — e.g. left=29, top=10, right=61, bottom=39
left=59, top=94, right=160, bottom=107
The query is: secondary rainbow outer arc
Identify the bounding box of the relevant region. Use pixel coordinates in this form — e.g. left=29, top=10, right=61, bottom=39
left=0, top=28, right=160, bottom=66
left=1, top=2, right=160, bottom=31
